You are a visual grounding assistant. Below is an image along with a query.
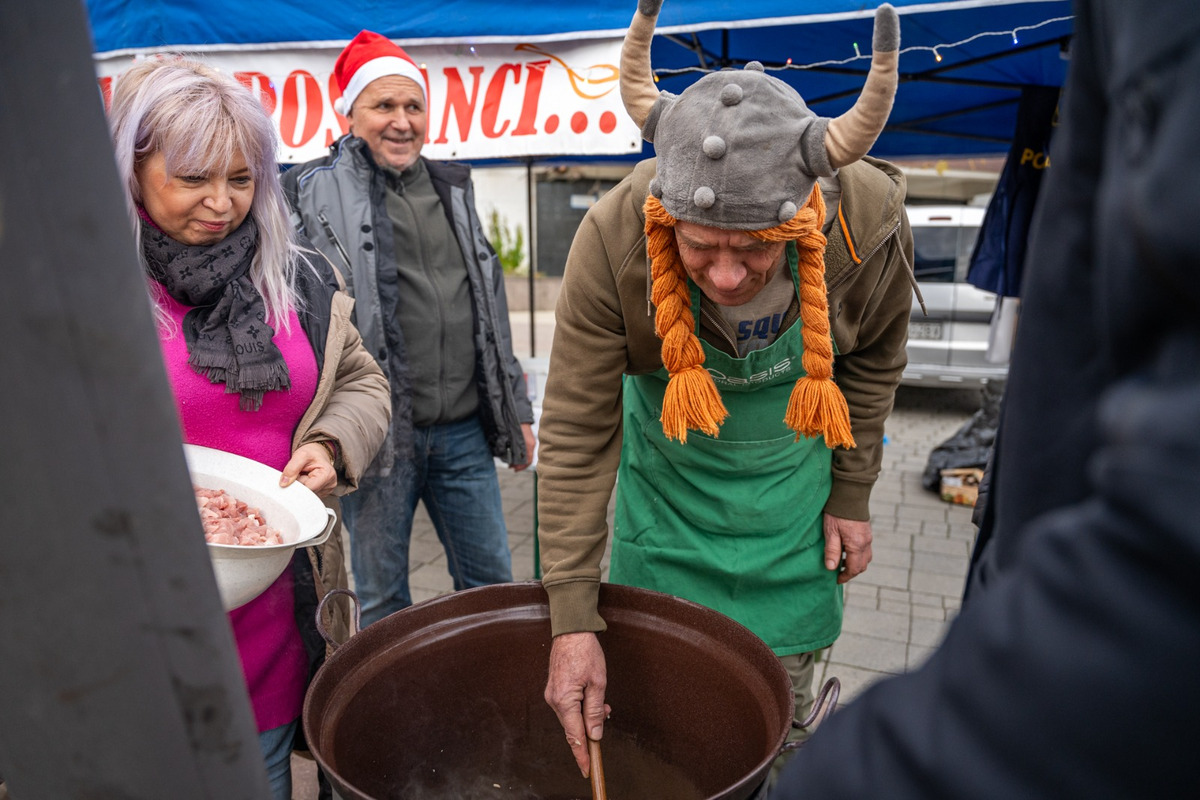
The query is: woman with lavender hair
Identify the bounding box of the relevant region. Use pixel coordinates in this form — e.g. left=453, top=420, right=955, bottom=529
left=108, top=57, right=390, bottom=798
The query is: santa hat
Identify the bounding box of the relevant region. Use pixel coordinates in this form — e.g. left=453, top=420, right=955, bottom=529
left=333, top=30, right=425, bottom=116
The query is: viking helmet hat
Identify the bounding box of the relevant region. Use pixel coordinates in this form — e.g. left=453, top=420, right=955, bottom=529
left=623, top=0, right=900, bottom=229
left=622, top=0, right=900, bottom=445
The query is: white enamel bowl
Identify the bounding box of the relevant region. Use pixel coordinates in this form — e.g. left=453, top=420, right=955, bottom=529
left=185, top=444, right=336, bottom=610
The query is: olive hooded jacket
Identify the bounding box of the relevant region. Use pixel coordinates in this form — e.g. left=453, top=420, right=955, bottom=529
left=538, top=156, right=914, bottom=636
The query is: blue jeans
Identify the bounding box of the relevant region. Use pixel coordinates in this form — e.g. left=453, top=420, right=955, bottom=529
left=258, top=719, right=297, bottom=800
left=342, top=415, right=513, bottom=627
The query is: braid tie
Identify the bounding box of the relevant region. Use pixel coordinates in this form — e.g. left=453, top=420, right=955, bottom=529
left=645, top=196, right=728, bottom=442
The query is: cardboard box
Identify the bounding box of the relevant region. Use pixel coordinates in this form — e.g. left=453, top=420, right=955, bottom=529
left=940, top=467, right=984, bottom=507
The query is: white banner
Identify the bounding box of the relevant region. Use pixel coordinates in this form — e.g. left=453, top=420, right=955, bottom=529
left=95, top=38, right=642, bottom=163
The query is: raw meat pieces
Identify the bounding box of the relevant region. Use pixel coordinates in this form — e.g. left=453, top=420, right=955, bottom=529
left=195, top=486, right=284, bottom=546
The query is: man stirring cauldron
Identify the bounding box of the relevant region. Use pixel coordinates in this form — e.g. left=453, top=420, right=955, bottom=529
left=537, top=0, right=914, bottom=785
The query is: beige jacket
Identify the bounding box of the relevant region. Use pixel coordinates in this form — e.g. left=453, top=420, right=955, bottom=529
left=291, top=287, right=391, bottom=493
left=538, top=157, right=914, bottom=636
left=293, top=284, right=391, bottom=647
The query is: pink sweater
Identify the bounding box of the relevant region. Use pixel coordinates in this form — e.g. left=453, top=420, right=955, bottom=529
left=157, top=290, right=316, bottom=732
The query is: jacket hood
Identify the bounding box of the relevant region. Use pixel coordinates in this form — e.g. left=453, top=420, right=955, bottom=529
left=837, top=156, right=907, bottom=263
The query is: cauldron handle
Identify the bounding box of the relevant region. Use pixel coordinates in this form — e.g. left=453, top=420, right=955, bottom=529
left=779, top=677, right=841, bottom=753
left=316, top=587, right=361, bottom=651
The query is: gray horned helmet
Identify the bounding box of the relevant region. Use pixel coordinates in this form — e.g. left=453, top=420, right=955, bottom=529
left=621, top=0, right=901, bottom=230
left=629, top=0, right=899, bottom=446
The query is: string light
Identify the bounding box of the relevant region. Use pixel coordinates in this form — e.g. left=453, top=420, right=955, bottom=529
left=649, top=14, right=1072, bottom=77
left=897, top=15, right=1069, bottom=65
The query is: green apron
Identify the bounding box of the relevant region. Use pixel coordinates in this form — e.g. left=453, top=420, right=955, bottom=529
left=611, top=243, right=842, bottom=657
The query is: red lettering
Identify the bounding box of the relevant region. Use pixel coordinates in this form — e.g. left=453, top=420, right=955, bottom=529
left=434, top=65, right=486, bottom=145
left=419, top=67, right=432, bottom=145
left=481, top=63, right=520, bottom=139
left=327, top=73, right=350, bottom=135
left=512, top=60, right=551, bottom=137
left=279, top=70, right=322, bottom=148
left=234, top=71, right=277, bottom=116
left=98, top=76, right=113, bottom=112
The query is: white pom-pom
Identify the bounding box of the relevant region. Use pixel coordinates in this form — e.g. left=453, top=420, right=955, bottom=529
left=702, top=135, right=727, bottom=159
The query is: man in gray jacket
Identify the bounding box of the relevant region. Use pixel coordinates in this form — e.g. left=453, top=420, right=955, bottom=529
left=283, top=30, right=535, bottom=627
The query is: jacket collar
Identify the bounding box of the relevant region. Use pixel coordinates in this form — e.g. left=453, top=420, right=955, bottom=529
left=824, top=157, right=906, bottom=290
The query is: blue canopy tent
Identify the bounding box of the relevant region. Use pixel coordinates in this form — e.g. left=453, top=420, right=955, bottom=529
left=85, top=0, right=1070, bottom=356
left=85, top=0, right=1072, bottom=159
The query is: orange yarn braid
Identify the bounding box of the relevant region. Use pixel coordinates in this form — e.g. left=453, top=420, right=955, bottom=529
left=752, top=187, right=856, bottom=448
left=644, top=184, right=855, bottom=448
left=645, top=196, right=729, bottom=442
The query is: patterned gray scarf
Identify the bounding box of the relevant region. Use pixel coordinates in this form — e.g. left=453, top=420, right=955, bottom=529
left=142, top=216, right=290, bottom=410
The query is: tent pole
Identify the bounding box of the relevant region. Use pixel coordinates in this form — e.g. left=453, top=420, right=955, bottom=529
left=526, top=157, right=537, bottom=357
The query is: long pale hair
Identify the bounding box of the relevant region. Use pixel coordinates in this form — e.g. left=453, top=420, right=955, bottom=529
left=108, top=56, right=308, bottom=330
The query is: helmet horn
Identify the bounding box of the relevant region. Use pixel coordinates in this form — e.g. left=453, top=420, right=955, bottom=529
left=825, top=3, right=900, bottom=168
left=620, top=0, right=665, bottom=130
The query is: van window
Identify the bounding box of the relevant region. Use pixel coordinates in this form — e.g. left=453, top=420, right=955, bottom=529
left=911, top=225, right=980, bottom=283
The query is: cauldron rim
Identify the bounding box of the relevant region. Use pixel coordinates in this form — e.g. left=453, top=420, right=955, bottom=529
left=303, top=581, right=794, bottom=800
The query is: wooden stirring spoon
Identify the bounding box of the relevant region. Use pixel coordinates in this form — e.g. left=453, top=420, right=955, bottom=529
left=588, top=737, right=608, bottom=800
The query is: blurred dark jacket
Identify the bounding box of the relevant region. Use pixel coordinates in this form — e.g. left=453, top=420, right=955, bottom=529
left=772, top=1, right=1200, bottom=796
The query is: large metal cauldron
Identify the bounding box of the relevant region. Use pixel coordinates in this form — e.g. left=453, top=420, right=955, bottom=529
left=304, top=582, right=836, bottom=800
